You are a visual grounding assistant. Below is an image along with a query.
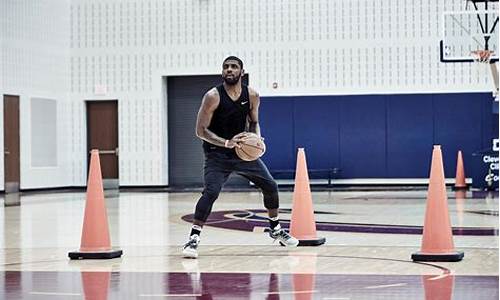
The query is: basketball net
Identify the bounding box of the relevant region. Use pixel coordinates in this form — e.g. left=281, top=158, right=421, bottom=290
left=471, top=50, right=494, bottom=63
left=471, top=50, right=499, bottom=101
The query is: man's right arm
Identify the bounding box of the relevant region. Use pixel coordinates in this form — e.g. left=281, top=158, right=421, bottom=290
left=195, top=89, right=242, bottom=149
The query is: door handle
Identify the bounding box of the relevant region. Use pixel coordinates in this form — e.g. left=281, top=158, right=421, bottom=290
left=99, top=150, right=115, bottom=154
left=90, top=147, right=119, bottom=156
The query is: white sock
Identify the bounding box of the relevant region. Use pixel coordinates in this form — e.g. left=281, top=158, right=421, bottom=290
left=190, top=225, right=202, bottom=237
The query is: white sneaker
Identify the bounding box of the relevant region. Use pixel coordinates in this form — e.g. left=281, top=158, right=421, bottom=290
left=269, top=229, right=299, bottom=247
left=182, top=235, right=200, bottom=258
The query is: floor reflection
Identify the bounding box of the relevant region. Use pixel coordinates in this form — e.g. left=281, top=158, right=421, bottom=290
left=4, top=193, right=20, bottom=207
left=0, top=271, right=497, bottom=299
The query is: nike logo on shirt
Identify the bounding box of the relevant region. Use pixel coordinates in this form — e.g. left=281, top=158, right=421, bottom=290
left=241, top=101, right=248, bottom=105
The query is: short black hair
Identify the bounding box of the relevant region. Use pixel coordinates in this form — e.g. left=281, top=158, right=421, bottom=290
left=223, top=56, right=243, bottom=69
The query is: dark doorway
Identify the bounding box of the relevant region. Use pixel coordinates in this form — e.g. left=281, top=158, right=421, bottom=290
left=167, top=74, right=249, bottom=187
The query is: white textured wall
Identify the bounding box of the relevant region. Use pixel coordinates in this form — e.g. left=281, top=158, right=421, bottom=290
left=2, top=0, right=496, bottom=188
left=69, top=0, right=493, bottom=186
left=70, top=0, right=492, bottom=94
left=1, top=0, right=71, bottom=189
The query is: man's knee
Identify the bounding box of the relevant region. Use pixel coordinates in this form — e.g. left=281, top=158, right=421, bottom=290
left=196, top=187, right=220, bottom=213
left=263, top=179, right=278, bottom=194
left=202, top=186, right=221, bottom=202
left=194, top=187, right=221, bottom=222
left=263, top=181, right=279, bottom=209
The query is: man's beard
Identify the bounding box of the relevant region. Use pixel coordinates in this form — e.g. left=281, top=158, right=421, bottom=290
left=223, top=74, right=240, bottom=85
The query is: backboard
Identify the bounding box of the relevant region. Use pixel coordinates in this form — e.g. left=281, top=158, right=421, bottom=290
left=440, top=10, right=499, bottom=63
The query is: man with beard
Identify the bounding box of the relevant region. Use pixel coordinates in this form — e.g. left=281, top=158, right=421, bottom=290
left=182, top=56, right=299, bottom=258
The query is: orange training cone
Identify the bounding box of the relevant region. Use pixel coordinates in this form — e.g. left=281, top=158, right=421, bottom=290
left=422, top=273, right=454, bottom=300
left=453, top=150, right=468, bottom=190
left=289, top=148, right=326, bottom=246
left=69, top=150, right=122, bottom=259
left=82, top=272, right=111, bottom=300
left=291, top=253, right=317, bottom=300
left=454, top=190, right=466, bottom=230
left=411, top=145, right=463, bottom=262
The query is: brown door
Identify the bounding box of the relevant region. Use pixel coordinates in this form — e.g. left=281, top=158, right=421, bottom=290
left=86, top=101, right=119, bottom=184
left=3, top=95, right=20, bottom=193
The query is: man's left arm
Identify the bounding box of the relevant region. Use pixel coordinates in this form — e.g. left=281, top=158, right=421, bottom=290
left=247, top=88, right=261, bottom=137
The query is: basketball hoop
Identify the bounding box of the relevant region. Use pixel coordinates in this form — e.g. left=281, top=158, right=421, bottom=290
left=471, top=50, right=495, bottom=63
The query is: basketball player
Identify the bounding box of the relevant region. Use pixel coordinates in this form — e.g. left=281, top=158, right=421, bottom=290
left=182, top=56, right=299, bottom=258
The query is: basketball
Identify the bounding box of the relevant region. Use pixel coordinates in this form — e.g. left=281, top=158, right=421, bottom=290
left=235, top=133, right=266, bottom=161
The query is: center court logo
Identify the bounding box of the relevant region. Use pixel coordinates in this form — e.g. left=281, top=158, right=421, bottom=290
left=181, top=209, right=497, bottom=236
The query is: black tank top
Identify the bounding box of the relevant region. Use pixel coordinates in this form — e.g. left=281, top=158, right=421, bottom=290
left=202, top=84, right=251, bottom=153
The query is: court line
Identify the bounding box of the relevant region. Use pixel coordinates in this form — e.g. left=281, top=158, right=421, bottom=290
left=168, top=252, right=453, bottom=275
left=139, top=294, right=202, bottom=297
left=364, top=283, right=408, bottom=289
left=262, top=290, right=317, bottom=295
left=30, top=291, right=81, bottom=296
left=427, top=272, right=451, bottom=280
